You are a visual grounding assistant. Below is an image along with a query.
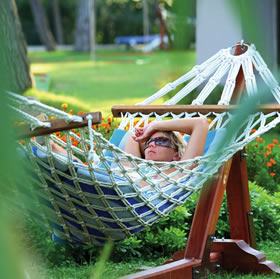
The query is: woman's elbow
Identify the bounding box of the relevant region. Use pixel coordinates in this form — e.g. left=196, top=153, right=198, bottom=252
left=197, top=117, right=209, bottom=132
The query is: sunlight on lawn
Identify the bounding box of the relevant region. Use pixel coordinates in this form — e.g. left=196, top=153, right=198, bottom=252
left=28, top=50, right=195, bottom=114
left=25, top=89, right=163, bottom=116
left=31, top=63, right=56, bottom=74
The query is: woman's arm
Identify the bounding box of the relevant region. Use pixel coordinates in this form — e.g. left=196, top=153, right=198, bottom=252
left=124, top=132, right=142, bottom=158
left=133, top=118, right=209, bottom=160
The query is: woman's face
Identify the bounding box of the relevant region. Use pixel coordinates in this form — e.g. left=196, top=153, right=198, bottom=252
left=143, top=132, right=180, bottom=161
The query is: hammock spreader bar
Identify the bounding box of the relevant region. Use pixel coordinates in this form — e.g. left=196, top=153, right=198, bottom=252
left=16, top=112, right=102, bottom=139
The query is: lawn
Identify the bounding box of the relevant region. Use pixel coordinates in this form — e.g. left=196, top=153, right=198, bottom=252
left=28, top=49, right=196, bottom=115
left=34, top=242, right=279, bottom=279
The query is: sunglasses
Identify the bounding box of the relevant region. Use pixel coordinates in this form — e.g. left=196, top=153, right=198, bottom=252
left=144, top=136, right=176, bottom=150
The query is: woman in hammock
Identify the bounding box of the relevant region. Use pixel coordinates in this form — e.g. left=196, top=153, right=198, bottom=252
left=125, top=118, right=209, bottom=162
left=48, top=117, right=208, bottom=171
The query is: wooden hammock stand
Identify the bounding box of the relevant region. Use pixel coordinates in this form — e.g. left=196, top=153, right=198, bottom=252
left=111, top=43, right=280, bottom=278
left=112, top=105, right=280, bottom=279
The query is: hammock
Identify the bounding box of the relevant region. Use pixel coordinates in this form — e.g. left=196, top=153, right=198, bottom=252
left=11, top=42, right=280, bottom=246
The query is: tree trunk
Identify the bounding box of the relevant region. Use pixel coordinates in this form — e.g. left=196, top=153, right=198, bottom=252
left=52, top=0, right=64, bottom=45
left=75, top=0, right=96, bottom=52
left=88, top=0, right=96, bottom=59
left=29, top=0, right=56, bottom=51
left=0, top=0, right=32, bottom=93
left=143, top=0, right=150, bottom=38
left=156, top=2, right=172, bottom=49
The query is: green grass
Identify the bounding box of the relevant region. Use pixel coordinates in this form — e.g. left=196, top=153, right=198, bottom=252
left=35, top=242, right=279, bottom=279
left=35, top=259, right=165, bottom=279
left=28, top=49, right=195, bottom=115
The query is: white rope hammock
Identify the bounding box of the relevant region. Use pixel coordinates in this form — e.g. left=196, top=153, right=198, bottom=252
left=12, top=43, right=280, bottom=246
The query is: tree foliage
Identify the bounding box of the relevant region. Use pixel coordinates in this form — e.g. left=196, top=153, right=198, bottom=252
left=16, top=0, right=195, bottom=48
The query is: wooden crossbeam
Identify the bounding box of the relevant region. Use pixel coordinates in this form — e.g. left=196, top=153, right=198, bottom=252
left=112, top=104, right=280, bottom=117
left=16, top=112, right=102, bottom=139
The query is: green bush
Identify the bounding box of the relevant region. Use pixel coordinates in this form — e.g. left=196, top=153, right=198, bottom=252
left=111, top=204, right=193, bottom=261
left=21, top=218, right=76, bottom=267
left=247, top=136, right=280, bottom=193
left=114, top=236, right=143, bottom=260
left=249, top=182, right=280, bottom=241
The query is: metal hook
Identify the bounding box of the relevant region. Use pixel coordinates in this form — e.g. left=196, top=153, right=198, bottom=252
left=231, top=40, right=249, bottom=56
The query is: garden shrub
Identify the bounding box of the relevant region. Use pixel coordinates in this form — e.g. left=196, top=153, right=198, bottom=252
left=112, top=204, right=193, bottom=261
left=112, top=193, right=230, bottom=260
left=114, top=236, right=143, bottom=260
left=247, top=136, right=280, bottom=193
left=209, top=182, right=280, bottom=242
left=249, top=182, right=280, bottom=241
left=21, top=218, right=76, bottom=267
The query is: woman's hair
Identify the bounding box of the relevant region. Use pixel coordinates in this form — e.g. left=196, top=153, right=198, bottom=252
left=163, top=131, right=185, bottom=158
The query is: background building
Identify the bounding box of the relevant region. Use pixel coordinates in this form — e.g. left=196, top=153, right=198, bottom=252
left=196, top=0, right=278, bottom=71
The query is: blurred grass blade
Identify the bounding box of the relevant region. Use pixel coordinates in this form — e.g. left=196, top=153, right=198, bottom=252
left=211, top=83, right=273, bottom=156
left=0, top=98, right=27, bottom=279
left=90, top=240, right=113, bottom=279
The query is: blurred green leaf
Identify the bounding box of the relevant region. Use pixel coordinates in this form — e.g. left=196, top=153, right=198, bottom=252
left=90, top=240, right=113, bottom=279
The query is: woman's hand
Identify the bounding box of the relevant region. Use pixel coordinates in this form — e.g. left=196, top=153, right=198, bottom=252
left=133, top=122, right=157, bottom=142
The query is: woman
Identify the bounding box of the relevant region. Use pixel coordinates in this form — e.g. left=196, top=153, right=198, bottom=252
left=124, top=117, right=209, bottom=162
left=40, top=116, right=209, bottom=188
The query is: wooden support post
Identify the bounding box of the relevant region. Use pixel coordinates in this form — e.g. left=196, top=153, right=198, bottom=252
left=211, top=150, right=280, bottom=275
left=226, top=150, right=256, bottom=246
left=183, top=160, right=232, bottom=276
left=212, top=239, right=280, bottom=274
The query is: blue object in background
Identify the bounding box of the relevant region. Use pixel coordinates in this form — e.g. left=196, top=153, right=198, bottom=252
left=115, top=34, right=160, bottom=46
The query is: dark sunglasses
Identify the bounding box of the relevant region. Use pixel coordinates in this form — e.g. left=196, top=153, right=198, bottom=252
left=144, top=136, right=176, bottom=150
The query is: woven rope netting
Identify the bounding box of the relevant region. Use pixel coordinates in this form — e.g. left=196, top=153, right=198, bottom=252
left=10, top=43, right=280, bottom=246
